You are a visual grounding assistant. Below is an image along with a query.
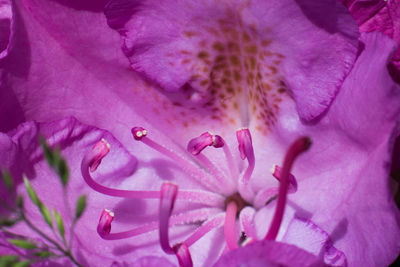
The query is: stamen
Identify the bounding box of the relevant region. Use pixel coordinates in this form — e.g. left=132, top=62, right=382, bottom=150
left=131, top=127, right=220, bottom=191
left=224, top=201, right=238, bottom=250
left=82, top=140, right=224, bottom=206
left=271, top=165, right=298, bottom=193
left=187, top=132, right=214, bottom=155
left=158, top=183, right=194, bottom=267
left=131, top=127, right=148, bottom=140
left=184, top=213, right=225, bottom=247
left=265, top=137, right=311, bottom=240
left=159, top=182, right=178, bottom=254
left=174, top=243, right=193, bottom=267
left=236, top=128, right=255, bottom=201
left=89, top=138, right=110, bottom=172
left=222, top=143, right=239, bottom=184
left=97, top=207, right=220, bottom=240
left=97, top=209, right=114, bottom=238
left=188, top=132, right=236, bottom=194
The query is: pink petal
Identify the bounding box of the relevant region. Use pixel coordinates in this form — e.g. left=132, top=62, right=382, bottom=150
left=105, top=0, right=359, bottom=122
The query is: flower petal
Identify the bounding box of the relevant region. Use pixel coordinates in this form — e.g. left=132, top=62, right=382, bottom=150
left=282, top=217, right=346, bottom=266
left=105, top=0, right=359, bottom=125
left=213, top=239, right=328, bottom=267
left=0, top=0, right=13, bottom=59
left=339, top=0, right=400, bottom=81
left=286, top=32, right=400, bottom=266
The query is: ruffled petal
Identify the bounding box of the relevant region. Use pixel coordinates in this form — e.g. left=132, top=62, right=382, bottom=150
left=105, top=0, right=359, bottom=124
left=339, top=0, right=400, bottom=81
left=282, top=217, right=346, bottom=266
left=213, top=239, right=328, bottom=267
left=0, top=0, right=13, bottom=59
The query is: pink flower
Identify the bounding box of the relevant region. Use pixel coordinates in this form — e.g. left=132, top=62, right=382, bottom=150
left=0, top=0, right=399, bottom=266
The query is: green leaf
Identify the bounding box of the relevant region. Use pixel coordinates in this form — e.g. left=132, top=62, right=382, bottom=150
left=39, top=137, right=55, bottom=167
left=39, top=204, right=53, bottom=228
left=33, top=251, right=53, bottom=258
left=0, top=218, right=18, bottom=227
left=53, top=209, right=65, bottom=240
left=0, top=255, right=19, bottom=267
left=1, top=169, right=13, bottom=191
left=56, top=158, right=69, bottom=187
left=75, top=195, right=87, bottom=220
left=23, top=177, right=40, bottom=206
left=11, top=261, right=30, bottom=267
left=17, top=195, right=23, bottom=209
left=8, top=239, right=37, bottom=250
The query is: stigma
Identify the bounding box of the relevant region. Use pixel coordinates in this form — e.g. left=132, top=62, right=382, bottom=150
left=81, top=127, right=311, bottom=267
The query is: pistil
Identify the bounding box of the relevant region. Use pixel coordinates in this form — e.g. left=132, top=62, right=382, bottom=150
left=264, top=137, right=311, bottom=240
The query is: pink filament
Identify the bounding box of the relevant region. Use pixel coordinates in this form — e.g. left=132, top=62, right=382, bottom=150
left=224, top=201, right=238, bottom=250
left=222, top=144, right=239, bottom=183
left=184, top=213, right=225, bottom=247
left=265, top=137, right=311, bottom=240
left=195, top=153, right=235, bottom=193
left=134, top=131, right=220, bottom=191
left=98, top=208, right=221, bottom=240
left=159, top=182, right=178, bottom=254
left=81, top=140, right=224, bottom=206
left=174, top=243, right=193, bottom=267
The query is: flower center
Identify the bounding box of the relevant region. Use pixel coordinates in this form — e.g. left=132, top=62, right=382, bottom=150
left=81, top=127, right=310, bottom=267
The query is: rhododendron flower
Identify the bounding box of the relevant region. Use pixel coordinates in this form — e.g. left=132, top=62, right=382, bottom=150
left=1, top=0, right=400, bottom=266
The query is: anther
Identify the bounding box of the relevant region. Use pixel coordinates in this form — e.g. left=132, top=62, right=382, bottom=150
left=271, top=165, right=298, bottom=193
left=236, top=128, right=255, bottom=201
left=89, top=138, right=110, bottom=172
left=97, top=209, right=114, bottom=238
left=187, top=132, right=225, bottom=155
left=265, top=137, right=311, bottom=240
left=131, top=127, right=148, bottom=141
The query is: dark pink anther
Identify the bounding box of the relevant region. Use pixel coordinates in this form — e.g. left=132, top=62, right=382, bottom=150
left=97, top=209, right=114, bottom=238
left=265, top=137, right=311, bottom=241
left=212, top=135, right=224, bottom=148
left=236, top=129, right=255, bottom=198
left=131, top=127, right=148, bottom=141
left=187, top=132, right=225, bottom=155
left=187, top=132, right=214, bottom=155
left=272, top=165, right=298, bottom=193
left=236, top=128, right=254, bottom=161
left=89, top=139, right=110, bottom=172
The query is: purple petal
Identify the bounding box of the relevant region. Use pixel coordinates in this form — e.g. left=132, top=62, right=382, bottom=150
left=0, top=0, right=13, bottom=59
left=339, top=0, right=400, bottom=81
left=282, top=217, right=346, bottom=266
left=286, top=32, right=400, bottom=266
left=213, top=239, right=328, bottom=267
left=105, top=0, right=359, bottom=122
